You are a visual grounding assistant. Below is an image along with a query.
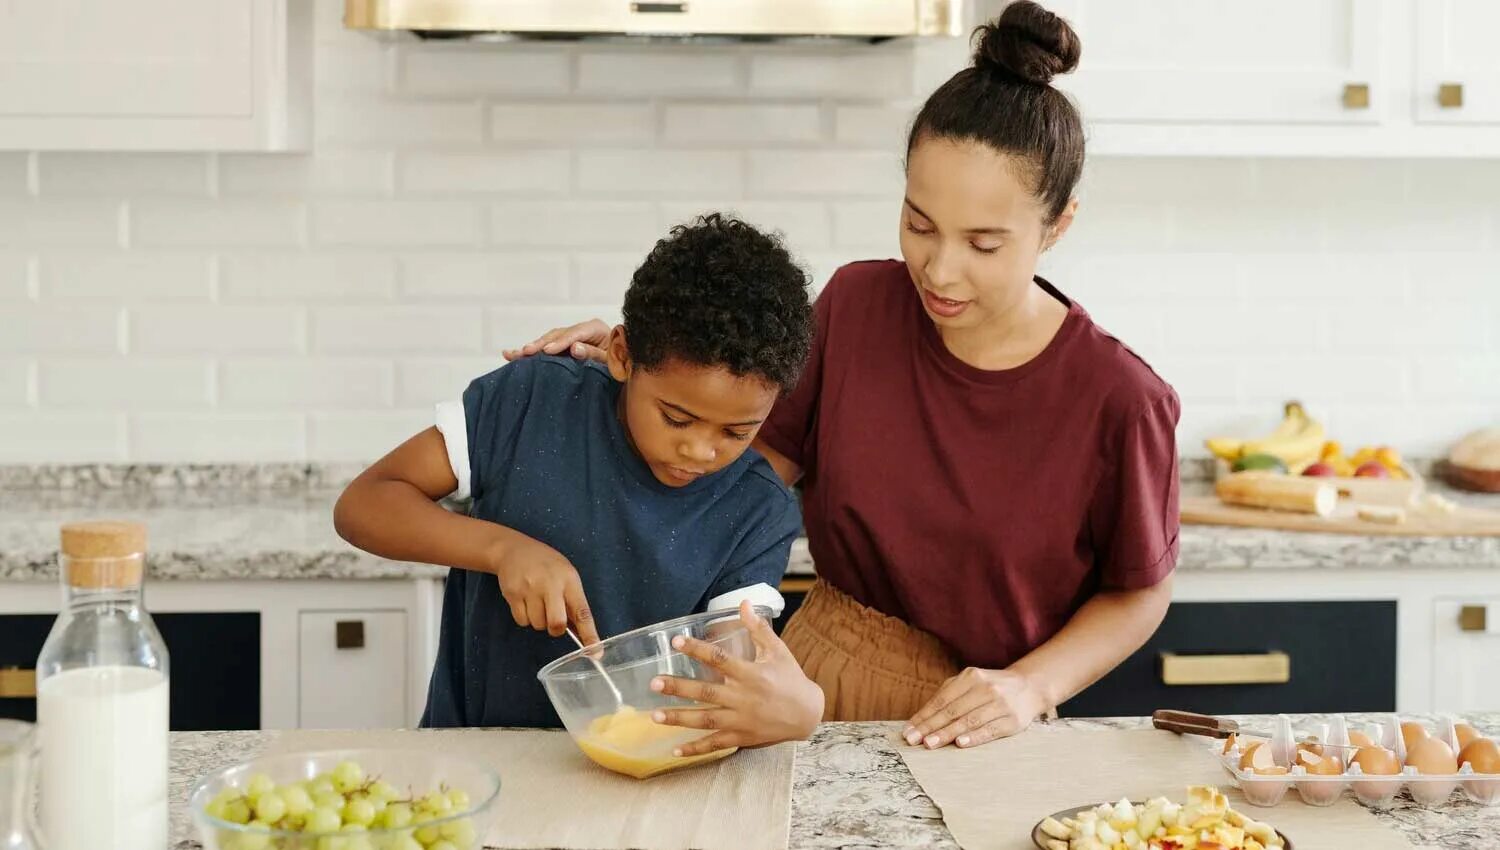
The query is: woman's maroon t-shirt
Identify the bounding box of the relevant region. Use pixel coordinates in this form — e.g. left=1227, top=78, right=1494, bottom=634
left=759, top=260, right=1180, bottom=671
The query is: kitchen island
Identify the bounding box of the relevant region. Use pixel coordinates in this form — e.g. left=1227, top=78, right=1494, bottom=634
left=170, top=715, right=1500, bottom=850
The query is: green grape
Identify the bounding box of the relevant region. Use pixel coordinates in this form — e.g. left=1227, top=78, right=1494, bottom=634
left=206, top=798, right=229, bottom=820
left=304, top=806, right=342, bottom=834
left=313, top=791, right=347, bottom=812
left=445, top=789, right=470, bottom=811
left=281, top=785, right=314, bottom=818
left=315, top=837, right=348, bottom=850
left=412, top=815, right=441, bottom=846
left=246, top=773, right=277, bottom=800
left=427, top=842, right=458, bottom=850
left=388, top=836, right=423, bottom=850
left=332, top=761, right=367, bottom=794
left=340, top=824, right=368, bottom=833
left=254, top=790, right=288, bottom=823
left=235, top=824, right=273, bottom=850
left=416, top=793, right=452, bottom=816
left=438, top=818, right=475, bottom=848
left=368, top=780, right=399, bottom=802
left=343, top=835, right=375, bottom=850
left=223, top=799, right=253, bottom=825
left=380, top=803, right=413, bottom=830
left=342, top=798, right=377, bottom=827
left=310, top=777, right=337, bottom=798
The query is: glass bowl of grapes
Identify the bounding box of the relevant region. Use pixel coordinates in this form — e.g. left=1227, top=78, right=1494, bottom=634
left=189, top=749, right=500, bottom=850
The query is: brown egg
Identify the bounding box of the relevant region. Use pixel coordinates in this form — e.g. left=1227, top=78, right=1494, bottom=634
left=1456, top=723, right=1483, bottom=750
left=1406, top=735, right=1459, bottom=775
left=1349, top=730, right=1378, bottom=749
left=1458, top=738, right=1500, bottom=774
left=1240, top=741, right=1275, bottom=772
left=1352, top=746, right=1402, bottom=776
left=1400, top=721, right=1430, bottom=754
left=1298, top=750, right=1344, bottom=776
left=1253, top=766, right=1290, bottom=776
left=1296, top=737, right=1326, bottom=758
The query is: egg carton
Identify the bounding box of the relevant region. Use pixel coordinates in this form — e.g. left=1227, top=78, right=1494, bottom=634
left=1215, top=714, right=1500, bottom=808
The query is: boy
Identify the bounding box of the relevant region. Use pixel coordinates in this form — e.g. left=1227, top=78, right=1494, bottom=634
left=334, top=214, right=816, bottom=733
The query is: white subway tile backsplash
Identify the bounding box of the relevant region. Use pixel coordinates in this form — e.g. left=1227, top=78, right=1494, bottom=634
left=490, top=201, right=659, bottom=248
left=658, top=201, right=832, bottom=249
left=0, top=201, right=120, bottom=247
left=831, top=201, right=898, bottom=250
left=129, top=413, right=305, bottom=461
left=39, top=253, right=213, bottom=300
left=308, top=410, right=429, bottom=461
left=1332, top=300, right=1490, bottom=353
left=40, top=359, right=212, bottom=409
left=0, top=307, right=121, bottom=354
left=220, top=254, right=398, bottom=301
left=398, top=254, right=569, bottom=301
left=747, top=151, right=903, bottom=197
left=1082, top=159, right=1255, bottom=205
left=0, top=154, right=28, bottom=195
left=220, top=359, right=394, bottom=409
left=834, top=105, right=914, bottom=147
left=397, top=358, right=499, bottom=407
left=1248, top=159, right=1406, bottom=204
left=0, top=252, right=31, bottom=300
left=0, top=414, right=123, bottom=461
left=37, top=154, right=210, bottom=197
left=313, top=200, right=483, bottom=247
left=315, top=43, right=392, bottom=94
left=661, top=105, right=822, bottom=144
left=219, top=152, right=394, bottom=197
left=398, top=151, right=571, bottom=195
left=1322, top=201, right=1491, bottom=253
left=487, top=306, right=621, bottom=351
left=1238, top=357, right=1409, bottom=404
left=1238, top=254, right=1408, bottom=301
left=1152, top=356, right=1242, bottom=404
left=400, top=48, right=570, bottom=95
left=1415, top=253, right=1500, bottom=299
left=1414, top=357, right=1500, bottom=402
left=578, top=53, right=739, bottom=94
left=573, top=253, right=641, bottom=304
left=1061, top=202, right=1172, bottom=253
left=0, top=360, right=32, bottom=407
left=130, top=201, right=305, bottom=248
left=1170, top=200, right=1322, bottom=253
left=578, top=150, right=741, bottom=196
left=1408, top=160, right=1500, bottom=204
left=131, top=306, right=305, bottom=354
left=748, top=50, right=913, bottom=97
left=319, top=100, right=485, bottom=147
left=490, top=103, right=657, bottom=144
left=312, top=306, right=483, bottom=353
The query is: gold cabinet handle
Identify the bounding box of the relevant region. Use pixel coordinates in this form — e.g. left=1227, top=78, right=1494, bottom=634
left=1460, top=605, right=1488, bottom=632
left=1439, top=83, right=1464, bottom=108
left=1343, top=83, right=1370, bottom=109
left=779, top=577, right=815, bottom=594
left=0, top=668, right=36, bottom=699
left=1160, top=652, right=1290, bottom=686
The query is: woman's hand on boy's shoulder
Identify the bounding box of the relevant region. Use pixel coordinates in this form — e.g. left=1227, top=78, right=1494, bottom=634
left=502, top=319, right=611, bottom=364
left=487, top=530, right=600, bottom=645
left=648, top=601, right=824, bottom=755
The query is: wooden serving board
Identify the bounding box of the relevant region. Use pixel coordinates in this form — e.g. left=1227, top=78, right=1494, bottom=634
left=1181, top=495, right=1500, bottom=536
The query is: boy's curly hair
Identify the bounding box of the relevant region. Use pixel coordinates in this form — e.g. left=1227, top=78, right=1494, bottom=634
left=623, top=213, right=813, bottom=391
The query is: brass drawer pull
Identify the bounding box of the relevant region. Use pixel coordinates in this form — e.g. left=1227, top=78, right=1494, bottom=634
left=0, top=668, right=37, bottom=699
left=1438, top=83, right=1464, bottom=109
left=1460, top=605, right=1488, bottom=632
left=1342, top=83, right=1370, bottom=109
left=779, top=577, right=815, bottom=594
left=1160, top=652, right=1290, bottom=686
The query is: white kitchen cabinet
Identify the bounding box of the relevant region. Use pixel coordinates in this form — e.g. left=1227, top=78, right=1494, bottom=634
left=299, top=609, right=409, bottom=730
left=1432, top=599, right=1500, bottom=712
left=1414, top=0, right=1500, bottom=126
left=0, top=0, right=311, bottom=151
left=1048, top=0, right=1385, bottom=126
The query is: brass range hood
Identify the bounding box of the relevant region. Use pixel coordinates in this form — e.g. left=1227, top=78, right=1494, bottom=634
left=345, top=0, right=961, bottom=42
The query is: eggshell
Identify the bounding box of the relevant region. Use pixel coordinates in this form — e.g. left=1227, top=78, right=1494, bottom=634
left=1458, top=738, right=1500, bottom=774
left=1296, top=737, right=1326, bottom=758
left=1221, top=733, right=1238, bottom=755
left=1299, top=751, right=1344, bottom=775
left=1240, top=742, right=1275, bottom=772
left=1352, top=746, right=1401, bottom=775
left=1401, top=721, right=1430, bottom=754
left=1349, top=730, right=1378, bottom=749
left=1456, top=723, right=1483, bottom=751
left=1406, top=735, right=1459, bottom=775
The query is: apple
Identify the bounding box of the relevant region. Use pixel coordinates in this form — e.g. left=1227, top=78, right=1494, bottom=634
left=1301, top=462, right=1337, bottom=477
left=1354, top=461, right=1391, bottom=479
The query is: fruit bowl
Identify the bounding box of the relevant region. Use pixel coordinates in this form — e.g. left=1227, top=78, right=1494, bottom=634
left=537, top=606, right=773, bottom=779
left=189, top=749, right=500, bottom=850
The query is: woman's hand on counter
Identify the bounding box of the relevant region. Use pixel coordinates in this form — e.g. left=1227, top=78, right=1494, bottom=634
left=501, top=319, right=610, bottom=363
left=902, top=667, right=1050, bottom=749
left=648, top=601, right=825, bottom=756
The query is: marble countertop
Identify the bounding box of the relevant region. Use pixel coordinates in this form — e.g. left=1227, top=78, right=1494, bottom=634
left=3, top=465, right=1498, bottom=583
left=168, top=714, right=1500, bottom=850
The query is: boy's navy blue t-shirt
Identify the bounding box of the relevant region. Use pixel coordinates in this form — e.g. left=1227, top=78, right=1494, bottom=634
left=420, top=355, right=800, bottom=729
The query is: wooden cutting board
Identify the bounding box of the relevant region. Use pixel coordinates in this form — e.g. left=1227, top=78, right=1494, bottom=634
left=1181, top=495, right=1500, bottom=536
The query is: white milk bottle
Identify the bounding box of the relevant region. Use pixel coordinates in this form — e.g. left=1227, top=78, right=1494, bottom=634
left=35, top=521, right=169, bottom=850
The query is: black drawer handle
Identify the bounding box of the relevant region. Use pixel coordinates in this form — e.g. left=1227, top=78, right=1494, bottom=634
left=335, top=620, right=365, bottom=650
left=0, top=667, right=36, bottom=698
left=1160, top=652, right=1289, bottom=686
left=631, top=2, right=687, bottom=13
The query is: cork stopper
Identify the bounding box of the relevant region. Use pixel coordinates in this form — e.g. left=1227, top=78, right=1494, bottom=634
left=59, top=521, right=146, bottom=588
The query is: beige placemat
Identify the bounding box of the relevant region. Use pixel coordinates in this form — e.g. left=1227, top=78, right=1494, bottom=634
left=897, top=727, right=1411, bottom=850
left=264, top=728, right=795, bottom=850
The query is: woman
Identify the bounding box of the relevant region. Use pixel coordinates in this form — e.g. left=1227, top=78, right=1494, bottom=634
left=505, top=1, right=1178, bottom=750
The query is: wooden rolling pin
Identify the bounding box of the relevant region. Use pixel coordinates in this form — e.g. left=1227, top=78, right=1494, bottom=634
left=1215, top=471, right=1337, bottom=517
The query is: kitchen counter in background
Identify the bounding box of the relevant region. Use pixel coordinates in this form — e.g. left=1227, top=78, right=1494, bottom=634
left=169, top=714, right=1500, bottom=850
left=3, top=464, right=1499, bottom=582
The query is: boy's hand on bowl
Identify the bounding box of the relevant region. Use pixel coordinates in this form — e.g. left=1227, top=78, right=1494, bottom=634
left=502, top=319, right=610, bottom=364
left=648, top=601, right=824, bottom=756
left=489, top=531, right=600, bottom=645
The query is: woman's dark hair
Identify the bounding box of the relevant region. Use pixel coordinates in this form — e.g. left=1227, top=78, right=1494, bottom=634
left=623, top=213, right=813, bottom=392
left=906, top=1, right=1085, bottom=224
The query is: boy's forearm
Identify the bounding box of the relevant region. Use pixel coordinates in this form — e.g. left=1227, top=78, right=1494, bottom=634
left=334, top=475, right=513, bottom=574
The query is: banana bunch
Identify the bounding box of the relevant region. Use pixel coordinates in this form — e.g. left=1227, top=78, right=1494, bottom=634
left=1206, top=401, right=1326, bottom=471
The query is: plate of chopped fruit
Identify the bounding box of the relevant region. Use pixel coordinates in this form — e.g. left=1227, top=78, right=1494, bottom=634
left=1031, top=785, right=1291, bottom=850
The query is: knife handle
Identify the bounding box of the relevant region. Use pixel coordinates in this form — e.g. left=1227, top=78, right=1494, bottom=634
left=1152, top=709, right=1240, bottom=739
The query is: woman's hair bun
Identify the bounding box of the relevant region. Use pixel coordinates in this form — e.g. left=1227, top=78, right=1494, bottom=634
left=973, top=1, right=1081, bottom=86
